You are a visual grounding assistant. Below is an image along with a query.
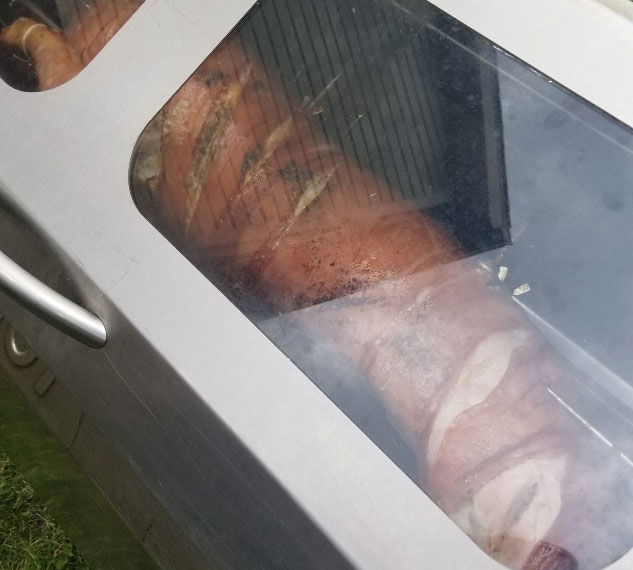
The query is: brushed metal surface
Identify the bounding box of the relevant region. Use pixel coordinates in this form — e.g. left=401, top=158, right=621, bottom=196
left=0, top=311, right=212, bottom=569
left=0, top=0, right=631, bottom=568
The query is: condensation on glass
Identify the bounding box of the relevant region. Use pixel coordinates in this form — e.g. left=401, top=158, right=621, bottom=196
left=0, top=0, right=142, bottom=91
left=130, top=1, right=633, bottom=569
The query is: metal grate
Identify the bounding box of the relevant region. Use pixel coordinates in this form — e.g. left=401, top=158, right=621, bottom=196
left=240, top=0, right=447, bottom=209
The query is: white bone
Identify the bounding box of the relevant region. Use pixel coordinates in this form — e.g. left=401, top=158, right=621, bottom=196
left=427, top=329, right=531, bottom=465
left=453, top=456, right=566, bottom=567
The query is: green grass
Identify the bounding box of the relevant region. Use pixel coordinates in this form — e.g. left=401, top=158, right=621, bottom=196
left=0, top=449, right=89, bottom=570
left=0, top=374, right=157, bottom=570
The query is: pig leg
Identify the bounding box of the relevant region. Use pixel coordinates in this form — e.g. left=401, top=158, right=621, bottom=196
left=0, top=17, right=82, bottom=89
left=0, top=0, right=142, bottom=90
left=282, top=267, right=633, bottom=569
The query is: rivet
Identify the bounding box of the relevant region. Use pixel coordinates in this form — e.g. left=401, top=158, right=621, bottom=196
left=5, top=326, right=37, bottom=368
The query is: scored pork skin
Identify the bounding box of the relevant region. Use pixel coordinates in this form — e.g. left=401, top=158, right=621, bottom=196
left=157, top=38, right=459, bottom=309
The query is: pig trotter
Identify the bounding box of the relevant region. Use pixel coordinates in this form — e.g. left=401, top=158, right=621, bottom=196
left=522, top=542, right=578, bottom=570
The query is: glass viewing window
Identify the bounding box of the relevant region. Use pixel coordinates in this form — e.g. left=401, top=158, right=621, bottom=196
left=127, top=0, right=633, bottom=568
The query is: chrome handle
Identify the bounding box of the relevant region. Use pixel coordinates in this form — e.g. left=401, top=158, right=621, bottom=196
left=0, top=250, right=106, bottom=348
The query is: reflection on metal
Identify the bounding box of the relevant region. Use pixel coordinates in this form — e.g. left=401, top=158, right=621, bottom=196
left=0, top=249, right=107, bottom=348
left=5, top=325, right=37, bottom=367
left=595, top=0, right=633, bottom=20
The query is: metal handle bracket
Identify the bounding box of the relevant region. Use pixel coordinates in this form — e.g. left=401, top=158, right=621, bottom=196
left=0, top=250, right=106, bottom=348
